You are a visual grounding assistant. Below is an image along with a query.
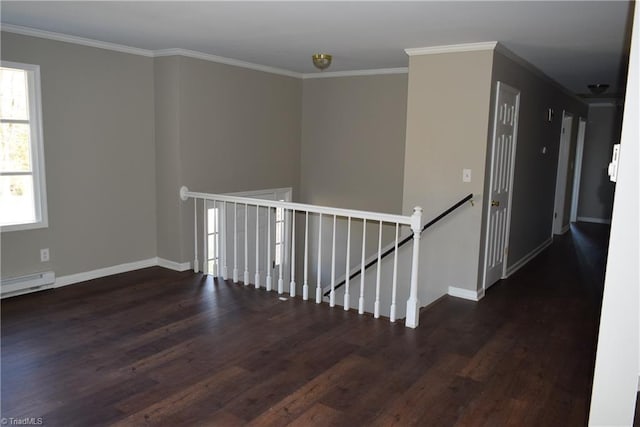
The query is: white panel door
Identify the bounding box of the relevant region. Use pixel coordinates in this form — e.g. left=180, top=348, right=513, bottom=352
left=553, top=112, right=574, bottom=234
left=483, top=82, right=520, bottom=289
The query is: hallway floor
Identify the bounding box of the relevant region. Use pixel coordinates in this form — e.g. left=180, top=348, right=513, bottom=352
left=1, top=223, right=609, bottom=426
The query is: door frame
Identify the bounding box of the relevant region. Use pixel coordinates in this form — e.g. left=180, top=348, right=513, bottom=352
left=482, top=81, right=521, bottom=291
left=553, top=111, right=574, bottom=235
left=570, top=117, right=587, bottom=223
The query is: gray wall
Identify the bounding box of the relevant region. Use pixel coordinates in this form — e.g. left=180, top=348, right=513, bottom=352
left=300, top=75, right=408, bottom=212
left=154, top=57, right=183, bottom=263
left=156, top=56, right=302, bottom=264
left=577, top=104, right=621, bottom=221
left=403, top=50, right=494, bottom=300
left=1, top=32, right=157, bottom=278
left=491, top=50, right=587, bottom=269
left=298, top=74, right=408, bottom=289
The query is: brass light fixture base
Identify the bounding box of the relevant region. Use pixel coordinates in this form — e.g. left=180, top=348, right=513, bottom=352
left=312, top=53, right=332, bottom=70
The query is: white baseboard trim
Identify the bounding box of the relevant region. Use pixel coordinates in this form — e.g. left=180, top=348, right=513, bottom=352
left=577, top=216, right=612, bottom=225
left=55, top=258, right=158, bottom=288
left=505, top=237, right=553, bottom=278
left=3, top=257, right=195, bottom=297
left=448, top=286, right=484, bottom=301
left=156, top=257, right=191, bottom=272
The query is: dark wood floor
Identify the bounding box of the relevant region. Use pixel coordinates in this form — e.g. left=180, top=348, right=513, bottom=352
left=1, top=223, right=608, bottom=426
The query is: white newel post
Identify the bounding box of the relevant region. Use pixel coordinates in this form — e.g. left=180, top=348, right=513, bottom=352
left=405, top=206, right=423, bottom=328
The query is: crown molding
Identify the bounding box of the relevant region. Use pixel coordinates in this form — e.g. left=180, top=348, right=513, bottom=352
left=302, top=67, right=408, bottom=79
left=493, top=43, right=587, bottom=106
left=405, top=41, right=498, bottom=56
left=153, top=48, right=301, bottom=78
left=1, top=24, right=301, bottom=78
left=1, top=23, right=154, bottom=57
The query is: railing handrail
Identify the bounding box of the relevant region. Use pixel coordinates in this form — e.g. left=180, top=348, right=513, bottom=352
left=180, top=186, right=416, bottom=226
left=180, top=185, right=424, bottom=328
left=324, top=193, right=473, bottom=297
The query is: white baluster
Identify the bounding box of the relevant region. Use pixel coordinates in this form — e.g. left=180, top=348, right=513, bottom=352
left=244, top=203, right=250, bottom=286
left=290, top=209, right=296, bottom=297
left=203, top=198, right=208, bottom=275
left=266, top=207, right=272, bottom=291
left=344, top=217, right=351, bottom=311
left=390, top=223, right=399, bottom=322
left=222, top=201, right=228, bottom=280
left=406, top=207, right=423, bottom=329
left=315, top=213, right=323, bottom=303
left=330, top=215, right=337, bottom=307
left=277, top=207, right=284, bottom=294
left=193, top=198, right=199, bottom=273
left=233, top=203, right=238, bottom=283
left=303, top=211, right=309, bottom=301
left=374, top=221, right=382, bottom=318
left=358, top=219, right=367, bottom=314
left=255, top=204, right=260, bottom=289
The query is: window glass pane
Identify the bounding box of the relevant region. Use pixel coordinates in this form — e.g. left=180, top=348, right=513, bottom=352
left=208, top=235, right=215, bottom=258
left=275, top=244, right=282, bottom=266
left=0, top=175, right=36, bottom=226
left=207, top=207, right=219, bottom=234
left=0, top=68, right=29, bottom=120
left=0, top=122, right=32, bottom=172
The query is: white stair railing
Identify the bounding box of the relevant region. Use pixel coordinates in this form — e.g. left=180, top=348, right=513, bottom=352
left=180, top=186, right=423, bottom=328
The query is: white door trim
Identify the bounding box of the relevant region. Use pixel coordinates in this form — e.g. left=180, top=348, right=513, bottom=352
left=570, top=117, right=587, bottom=223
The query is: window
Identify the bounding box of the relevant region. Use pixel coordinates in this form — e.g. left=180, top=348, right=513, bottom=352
left=274, top=203, right=285, bottom=267
left=207, top=205, right=220, bottom=275
left=0, top=61, right=47, bottom=231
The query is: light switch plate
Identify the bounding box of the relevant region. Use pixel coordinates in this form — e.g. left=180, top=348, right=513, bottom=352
left=463, top=169, right=472, bottom=183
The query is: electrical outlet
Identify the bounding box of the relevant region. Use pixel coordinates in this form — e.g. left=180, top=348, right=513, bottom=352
left=40, top=248, right=50, bottom=262
left=463, top=169, right=472, bottom=183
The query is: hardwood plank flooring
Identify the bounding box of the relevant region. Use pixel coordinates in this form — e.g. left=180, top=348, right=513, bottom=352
left=1, top=223, right=607, bottom=426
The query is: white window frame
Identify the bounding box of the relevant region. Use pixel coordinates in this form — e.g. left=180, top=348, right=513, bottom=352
left=0, top=60, right=48, bottom=232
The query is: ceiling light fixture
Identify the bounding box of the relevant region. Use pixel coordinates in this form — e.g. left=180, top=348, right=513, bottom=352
left=588, top=83, right=610, bottom=95
left=312, top=53, right=332, bottom=71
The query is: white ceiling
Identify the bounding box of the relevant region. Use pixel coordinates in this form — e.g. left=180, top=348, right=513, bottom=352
left=0, top=1, right=633, bottom=96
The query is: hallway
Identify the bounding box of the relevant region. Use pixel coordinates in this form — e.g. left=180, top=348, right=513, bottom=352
left=0, top=223, right=609, bottom=426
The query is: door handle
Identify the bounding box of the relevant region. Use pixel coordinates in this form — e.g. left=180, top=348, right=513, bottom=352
left=491, top=200, right=500, bottom=207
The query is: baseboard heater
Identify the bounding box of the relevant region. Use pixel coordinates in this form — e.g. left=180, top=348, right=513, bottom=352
left=1, top=271, right=56, bottom=298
